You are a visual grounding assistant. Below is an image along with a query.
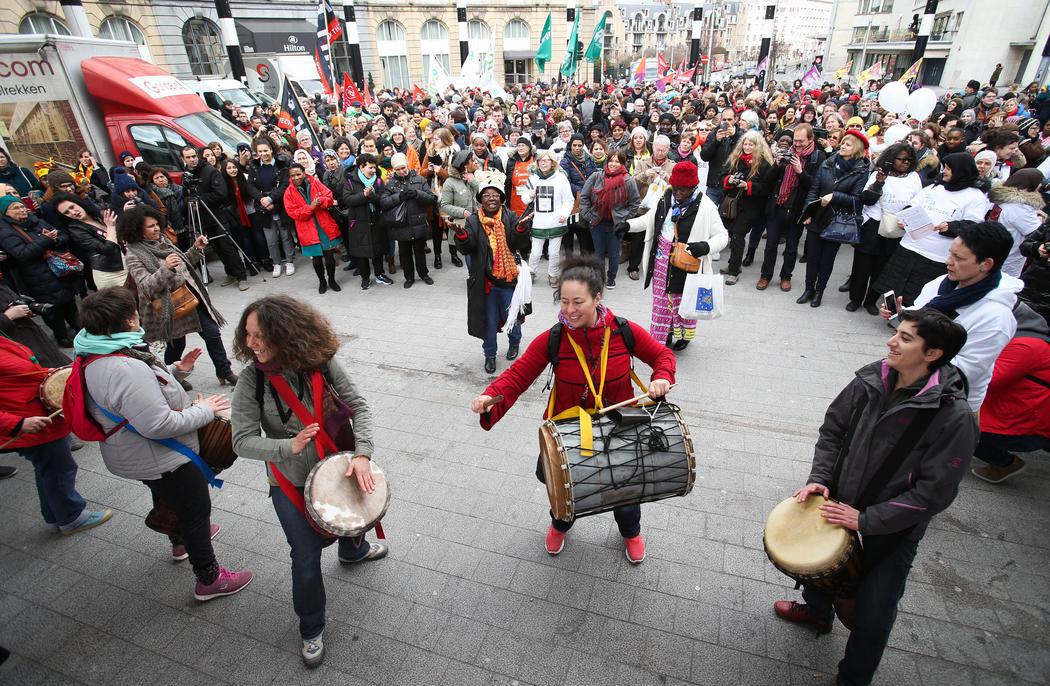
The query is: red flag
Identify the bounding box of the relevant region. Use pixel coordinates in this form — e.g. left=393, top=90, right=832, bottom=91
left=677, top=62, right=697, bottom=84
left=412, top=84, right=425, bottom=101
left=363, top=82, right=374, bottom=107
left=324, top=0, right=342, bottom=41
left=657, top=53, right=670, bottom=76
left=342, top=72, right=364, bottom=109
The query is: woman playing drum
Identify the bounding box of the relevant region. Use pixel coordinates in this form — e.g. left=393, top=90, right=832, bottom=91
left=471, top=254, right=676, bottom=563
left=230, top=295, right=387, bottom=669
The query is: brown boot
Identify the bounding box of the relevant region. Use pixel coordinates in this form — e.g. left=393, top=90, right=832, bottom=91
left=756, top=277, right=770, bottom=290
left=779, top=279, right=792, bottom=292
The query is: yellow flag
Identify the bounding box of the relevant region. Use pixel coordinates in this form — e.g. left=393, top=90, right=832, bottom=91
left=898, top=58, right=923, bottom=85
left=833, top=60, right=853, bottom=81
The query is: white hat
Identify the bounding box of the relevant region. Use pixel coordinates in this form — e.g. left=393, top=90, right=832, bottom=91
left=390, top=152, right=409, bottom=169
left=389, top=125, right=405, bottom=137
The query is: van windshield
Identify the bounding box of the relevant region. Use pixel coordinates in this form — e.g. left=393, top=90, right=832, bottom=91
left=219, top=88, right=257, bottom=108
left=174, top=112, right=251, bottom=155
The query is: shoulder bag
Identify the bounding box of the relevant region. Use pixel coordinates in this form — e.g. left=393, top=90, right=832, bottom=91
left=877, top=195, right=903, bottom=239
left=151, top=283, right=199, bottom=319
left=718, top=192, right=739, bottom=220
left=669, top=221, right=700, bottom=273
left=8, top=222, right=84, bottom=278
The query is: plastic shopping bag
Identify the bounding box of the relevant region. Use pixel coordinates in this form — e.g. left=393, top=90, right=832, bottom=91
left=640, top=178, right=669, bottom=210
left=678, top=269, right=725, bottom=320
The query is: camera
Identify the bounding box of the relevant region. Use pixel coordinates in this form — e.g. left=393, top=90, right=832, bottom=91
left=182, top=170, right=200, bottom=194
left=10, top=296, right=53, bottom=317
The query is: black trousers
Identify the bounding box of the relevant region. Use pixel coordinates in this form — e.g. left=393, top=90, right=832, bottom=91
left=357, top=256, right=385, bottom=283
left=850, top=235, right=898, bottom=306
left=43, top=300, right=79, bottom=342
left=535, top=455, right=642, bottom=538
left=203, top=219, right=246, bottom=280
left=142, top=462, right=218, bottom=584
left=804, top=231, right=842, bottom=292
left=399, top=238, right=429, bottom=280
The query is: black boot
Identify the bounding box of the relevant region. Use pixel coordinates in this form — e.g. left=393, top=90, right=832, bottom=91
left=506, top=343, right=519, bottom=360
left=810, top=290, right=824, bottom=308
left=313, top=259, right=327, bottom=294
left=672, top=339, right=690, bottom=351
left=484, top=356, right=496, bottom=373
left=325, top=261, right=341, bottom=292
left=450, top=251, right=463, bottom=268
left=796, top=289, right=815, bottom=304
left=434, top=255, right=443, bottom=269
left=837, top=275, right=852, bottom=292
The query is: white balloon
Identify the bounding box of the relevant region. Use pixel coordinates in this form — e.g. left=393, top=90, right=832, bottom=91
left=878, top=82, right=910, bottom=114
left=907, top=88, right=937, bottom=121
left=883, top=123, right=914, bottom=145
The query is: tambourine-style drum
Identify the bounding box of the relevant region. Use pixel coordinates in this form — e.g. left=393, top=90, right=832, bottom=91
left=538, top=403, right=695, bottom=522
left=304, top=453, right=390, bottom=538
left=197, top=408, right=238, bottom=473
left=39, top=366, right=72, bottom=413
left=763, top=495, right=863, bottom=598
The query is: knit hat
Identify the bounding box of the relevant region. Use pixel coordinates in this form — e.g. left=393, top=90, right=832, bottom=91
left=47, top=171, right=75, bottom=188
left=1015, top=117, right=1039, bottom=138
left=474, top=169, right=507, bottom=201
left=841, top=129, right=869, bottom=151
left=0, top=195, right=22, bottom=216
left=322, top=148, right=338, bottom=160
left=330, top=114, right=346, bottom=126
left=390, top=152, right=409, bottom=169
left=974, top=149, right=997, bottom=167
left=118, top=150, right=135, bottom=163
left=389, top=125, right=405, bottom=138
left=452, top=149, right=473, bottom=171
left=113, top=172, right=140, bottom=194
left=668, top=161, right=699, bottom=187
left=845, top=116, right=865, bottom=129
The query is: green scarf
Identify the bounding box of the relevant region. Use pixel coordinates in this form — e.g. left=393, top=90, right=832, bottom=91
left=536, top=165, right=557, bottom=180
left=73, top=327, right=146, bottom=355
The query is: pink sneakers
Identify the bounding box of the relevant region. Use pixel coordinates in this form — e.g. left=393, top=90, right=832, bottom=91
left=545, top=525, right=566, bottom=555
left=624, top=535, right=646, bottom=564
left=194, top=567, right=254, bottom=601
left=171, top=523, right=221, bottom=562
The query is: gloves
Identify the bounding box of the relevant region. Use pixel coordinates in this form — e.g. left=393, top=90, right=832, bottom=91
left=687, top=241, right=710, bottom=257
left=614, top=221, right=631, bottom=239
left=402, top=188, right=418, bottom=200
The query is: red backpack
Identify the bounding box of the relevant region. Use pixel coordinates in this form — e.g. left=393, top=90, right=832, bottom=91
left=62, top=353, right=129, bottom=441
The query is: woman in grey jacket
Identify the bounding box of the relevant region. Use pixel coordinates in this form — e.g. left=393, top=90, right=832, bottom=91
left=76, top=287, right=253, bottom=602
left=230, top=294, right=386, bottom=669
left=578, top=149, right=640, bottom=289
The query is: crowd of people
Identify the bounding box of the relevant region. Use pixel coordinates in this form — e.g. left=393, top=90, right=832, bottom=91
left=1, top=70, right=1049, bottom=682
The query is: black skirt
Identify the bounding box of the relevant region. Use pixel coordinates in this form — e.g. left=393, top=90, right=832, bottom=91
left=871, top=246, right=947, bottom=305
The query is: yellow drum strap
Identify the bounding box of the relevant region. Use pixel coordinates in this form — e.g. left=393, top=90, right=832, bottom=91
left=546, top=327, right=611, bottom=457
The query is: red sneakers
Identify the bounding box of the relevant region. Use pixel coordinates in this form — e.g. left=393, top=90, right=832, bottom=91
left=545, top=525, right=566, bottom=555
left=773, top=600, right=833, bottom=634
left=194, top=567, right=254, bottom=601
left=171, top=523, right=221, bottom=562
left=624, top=535, right=646, bottom=564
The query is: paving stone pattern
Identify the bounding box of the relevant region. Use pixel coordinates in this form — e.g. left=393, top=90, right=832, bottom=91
left=1, top=253, right=1047, bottom=685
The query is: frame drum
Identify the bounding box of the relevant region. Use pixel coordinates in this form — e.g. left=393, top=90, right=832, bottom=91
left=304, top=453, right=390, bottom=538
left=39, top=366, right=72, bottom=414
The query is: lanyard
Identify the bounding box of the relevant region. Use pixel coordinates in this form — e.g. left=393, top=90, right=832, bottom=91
left=565, top=326, right=610, bottom=410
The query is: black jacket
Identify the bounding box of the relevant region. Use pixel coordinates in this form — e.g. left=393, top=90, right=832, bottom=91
left=245, top=157, right=291, bottom=218
left=0, top=215, right=78, bottom=305
left=1019, top=225, right=1050, bottom=325
left=720, top=157, right=775, bottom=232
left=342, top=171, right=387, bottom=259
left=454, top=209, right=530, bottom=339
left=0, top=281, right=69, bottom=368
left=65, top=219, right=124, bottom=273
left=768, top=148, right=827, bottom=221
left=804, top=153, right=870, bottom=230
left=186, top=162, right=231, bottom=229
left=699, top=130, right=742, bottom=189
left=379, top=171, right=436, bottom=242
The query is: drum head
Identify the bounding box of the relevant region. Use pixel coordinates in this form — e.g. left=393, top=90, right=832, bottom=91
left=538, top=422, right=573, bottom=522
left=304, top=453, right=390, bottom=537
left=40, top=366, right=72, bottom=413
left=764, top=495, right=851, bottom=575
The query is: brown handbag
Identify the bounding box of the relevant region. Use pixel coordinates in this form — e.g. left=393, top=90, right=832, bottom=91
left=151, top=283, right=199, bottom=319
left=718, top=193, right=739, bottom=220
left=669, top=221, right=700, bottom=273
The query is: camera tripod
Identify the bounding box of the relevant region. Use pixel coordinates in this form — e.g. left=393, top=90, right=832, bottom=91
left=185, top=195, right=262, bottom=285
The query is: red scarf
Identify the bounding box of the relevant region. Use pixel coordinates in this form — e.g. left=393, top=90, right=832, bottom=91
left=777, top=141, right=815, bottom=206
left=594, top=163, right=627, bottom=221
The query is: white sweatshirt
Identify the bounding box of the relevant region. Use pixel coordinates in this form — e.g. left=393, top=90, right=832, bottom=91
left=899, top=185, right=990, bottom=262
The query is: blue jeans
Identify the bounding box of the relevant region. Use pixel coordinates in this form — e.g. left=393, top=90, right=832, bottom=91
left=483, top=283, right=521, bottom=358
left=974, top=432, right=1049, bottom=466
left=165, top=305, right=233, bottom=377
left=18, top=436, right=86, bottom=529
left=270, top=485, right=370, bottom=639
left=704, top=186, right=724, bottom=206
left=804, top=536, right=919, bottom=686
left=761, top=206, right=804, bottom=280
left=589, top=220, right=621, bottom=282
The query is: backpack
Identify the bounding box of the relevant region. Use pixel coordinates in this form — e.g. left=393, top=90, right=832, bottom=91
left=546, top=316, right=636, bottom=367
left=62, top=353, right=129, bottom=441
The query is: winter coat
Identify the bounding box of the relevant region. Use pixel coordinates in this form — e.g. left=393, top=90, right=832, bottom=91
left=0, top=162, right=42, bottom=197
left=0, top=281, right=69, bottom=368
left=914, top=148, right=941, bottom=186
left=913, top=273, right=1024, bottom=411
left=560, top=153, right=597, bottom=198
left=439, top=166, right=479, bottom=226
left=0, top=337, right=69, bottom=451
left=1018, top=225, right=1050, bottom=324
left=478, top=307, right=676, bottom=429
left=65, top=219, right=124, bottom=273
left=578, top=171, right=641, bottom=228
left=231, top=356, right=375, bottom=488
left=0, top=215, right=78, bottom=305
left=84, top=351, right=213, bottom=481
left=342, top=171, right=387, bottom=259
left=283, top=177, right=341, bottom=249
left=804, top=153, right=870, bottom=232
left=631, top=156, right=676, bottom=200
left=632, top=189, right=730, bottom=294
left=522, top=169, right=575, bottom=239
left=699, top=130, right=742, bottom=189
left=808, top=360, right=976, bottom=541
left=454, top=209, right=530, bottom=340
left=720, top=157, right=776, bottom=233
left=125, top=239, right=222, bottom=343
left=768, top=148, right=828, bottom=222
left=245, top=158, right=291, bottom=224
left=379, top=170, right=436, bottom=242
left=980, top=304, right=1050, bottom=439
left=187, top=162, right=232, bottom=229
left=988, top=184, right=1044, bottom=277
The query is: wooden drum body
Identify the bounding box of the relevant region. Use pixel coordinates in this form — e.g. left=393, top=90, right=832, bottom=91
left=39, top=366, right=72, bottom=413
left=197, top=409, right=237, bottom=474
left=539, top=404, right=695, bottom=522
left=304, top=453, right=390, bottom=538
left=763, top=495, right=862, bottom=598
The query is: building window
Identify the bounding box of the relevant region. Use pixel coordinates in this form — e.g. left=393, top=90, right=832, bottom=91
left=467, top=19, right=491, bottom=54
left=377, top=20, right=410, bottom=90
left=19, top=12, right=70, bottom=35
left=503, top=19, right=530, bottom=53
left=331, top=21, right=351, bottom=81
left=504, top=59, right=531, bottom=85
left=182, top=18, right=226, bottom=77
left=421, top=19, right=451, bottom=79
left=100, top=16, right=152, bottom=60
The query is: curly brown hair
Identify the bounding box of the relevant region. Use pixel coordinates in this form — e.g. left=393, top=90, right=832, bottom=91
left=232, top=295, right=340, bottom=372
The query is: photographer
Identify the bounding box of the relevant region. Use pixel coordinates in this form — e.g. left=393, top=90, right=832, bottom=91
left=180, top=146, right=247, bottom=287
left=0, top=276, right=68, bottom=367
left=699, top=108, right=742, bottom=205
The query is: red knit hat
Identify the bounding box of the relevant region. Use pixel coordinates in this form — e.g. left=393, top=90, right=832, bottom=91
left=842, top=129, right=869, bottom=151
left=668, top=161, right=699, bottom=187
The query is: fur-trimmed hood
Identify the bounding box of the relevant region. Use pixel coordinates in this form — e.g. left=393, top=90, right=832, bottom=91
left=916, top=149, right=940, bottom=171
left=989, top=184, right=1045, bottom=211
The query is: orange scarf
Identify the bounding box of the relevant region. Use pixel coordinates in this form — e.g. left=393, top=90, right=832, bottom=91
left=478, top=208, right=519, bottom=283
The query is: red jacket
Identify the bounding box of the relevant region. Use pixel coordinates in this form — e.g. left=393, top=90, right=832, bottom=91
left=283, top=176, right=341, bottom=249
left=480, top=308, right=676, bottom=429
left=980, top=337, right=1050, bottom=438
left=0, top=337, right=69, bottom=450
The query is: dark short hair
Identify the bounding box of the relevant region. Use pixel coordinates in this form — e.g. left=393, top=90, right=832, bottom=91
left=555, top=253, right=605, bottom=301
left=897, top=308, right=967, bottom=369
left=49, top=192, right=95, bottom=218
left=251, top=137, right=272, bottom=152
left=180, top=145, right=197, bottom=157
left=117, top=205, right=166, bottom=243
left=981, top=129, right=1019, bottom=149
left=957, top=221, right=1013, bottom=270
left=77, top=287, right=139, bottom=335
left=355, top=153, right=378, bottom=167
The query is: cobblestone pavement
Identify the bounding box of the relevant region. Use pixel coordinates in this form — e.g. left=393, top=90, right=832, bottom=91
left=1, top=250, right=1047, bottom=686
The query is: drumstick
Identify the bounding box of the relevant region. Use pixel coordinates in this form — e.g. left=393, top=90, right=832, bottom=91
left=0, top=408, right=63, bottom=450
left=482, top=395, right=504, bottom=409
left=597, top=384, right=676, bottom=416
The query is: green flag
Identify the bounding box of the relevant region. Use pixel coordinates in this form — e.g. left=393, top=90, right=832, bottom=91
left=560, top=9, right=580, bottom=79
left=536, top=13, right=553, bottom=73
left=585, top=11, right=607, bottom=63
